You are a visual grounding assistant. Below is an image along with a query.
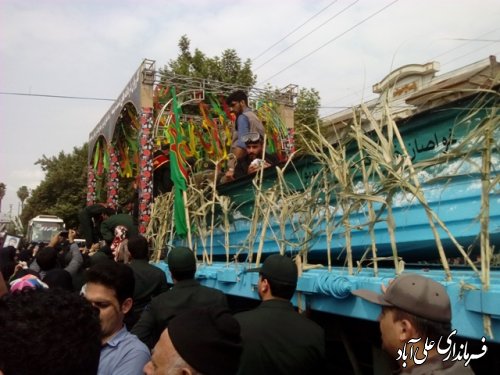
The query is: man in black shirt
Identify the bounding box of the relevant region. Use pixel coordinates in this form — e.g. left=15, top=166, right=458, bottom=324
left=235, top=254, right=326, bottom=375
left=232, top=132, right=279, bottom=181
left=131, top=246, right=227, bottom=349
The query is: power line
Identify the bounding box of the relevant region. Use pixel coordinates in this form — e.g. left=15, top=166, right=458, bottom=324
left=448, top=38, right=500, bottom=42
left=259, top=0, right=400, bottom=84
left=252, top=1, right=338, bottom=62
left=0, top=91, right=115, bottom=101
left=441, top=43, right=499, bottom=68
left=431, top=28, right=500, bottom=60
left=321, top=30, right=499, bottom=116
left=254, top=0, right=359, bottom=71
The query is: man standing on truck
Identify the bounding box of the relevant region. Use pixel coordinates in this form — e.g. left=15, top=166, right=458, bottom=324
left=224, top=90, right=265, bottom=182
left=79, top=203, right=107, bottom=250
left=231, top=132, right=279, bottom=181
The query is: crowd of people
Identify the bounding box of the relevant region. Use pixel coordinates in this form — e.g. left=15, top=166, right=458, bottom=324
left=0, top=233, right=327, bottom=375
left=0, top=239, right=476, bottom=375
left=0, top=90, right=478, bottom=374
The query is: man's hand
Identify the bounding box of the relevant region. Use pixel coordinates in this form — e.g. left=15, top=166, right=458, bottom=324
left=224, top=169, right=235, bottom=182
left=86, top=242, right=100, bottom=256
left=248, top=160, right=271, bottom=175
left=49, top=233, right=60, bottom=247
left=68, top=229, right=76, bottom=243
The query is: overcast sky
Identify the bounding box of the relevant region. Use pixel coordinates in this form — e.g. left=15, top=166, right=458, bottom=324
left=1, top=0, right=499, bottom=216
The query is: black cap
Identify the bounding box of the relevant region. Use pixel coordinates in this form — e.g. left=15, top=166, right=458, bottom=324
left=248, top=254, right=298, bottom=286
left=167, top=246, right=196, bottom=273
left=168, top=307, right=242, bottom=375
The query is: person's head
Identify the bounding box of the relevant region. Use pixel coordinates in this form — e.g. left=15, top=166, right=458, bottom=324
left=251, top=254, right=298, bottom=301
left=103, top=207, right=116, bottom=219
left=0, top=246, right=16, bottom=263
left=242, top=132, right=265, bottom=162
left=127, top=235, right=149, bottom=260
left=0, top=246, right=17, bottom=281
left=43, top=269, right=74, bottom=292
left=35, top=246, right=58, bottom=271
left=226, top=90, right=248, bottom=115
left=7, top=238, right=17, bottom=247
left=83, top=262, right=135, bottom=343
left=9, top=273, right=48, bottom=293
left=9, top=268, right=40, bottom=284
left=352, top=274, right=452, bottom=357
left=167, top=246, right=196, bottom=281
left=144, top=307, right=242, bottom=375
left=18, top=248, right=34, bottom=263
left=0, top=288, right=101, bottom=375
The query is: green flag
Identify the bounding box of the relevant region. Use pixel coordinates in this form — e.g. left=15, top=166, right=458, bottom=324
left=168, top=87, right=189, bottom=236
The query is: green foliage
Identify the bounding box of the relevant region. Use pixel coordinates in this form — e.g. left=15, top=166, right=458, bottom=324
left=17, top=186, right=29, bottom=205
left=294, top=88, right=321, bottom=152
left=166, top=35, right=256, bottom=87
left=20, top=144, right=88, bottom=229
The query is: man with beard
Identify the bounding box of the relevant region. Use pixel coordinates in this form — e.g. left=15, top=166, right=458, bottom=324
left=224, top=90, right=265, bottom=183
left=231, top=132, right=279, bottom=181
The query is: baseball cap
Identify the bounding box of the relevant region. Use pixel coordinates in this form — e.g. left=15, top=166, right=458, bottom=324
left=168, top=307, right=242, bottom=375
left=247, top=254, right=298, bottom=286
left=351, top=273, right=451, bottom=323
left=167, top=246, right=196, bottom=273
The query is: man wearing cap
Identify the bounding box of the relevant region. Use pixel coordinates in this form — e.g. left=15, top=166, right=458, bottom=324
left=144, top=307, right=243, bottom=375
left=131, top=246, right=228, bottom=349
left=224, top=90, right=265, bottom=182
left=352, top=273, right=475, bottom=374
left=235, top=254, right=326, bottom=375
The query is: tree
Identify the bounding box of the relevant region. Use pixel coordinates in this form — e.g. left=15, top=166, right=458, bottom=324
left=166, top=35, right=256, bottom=87
left=20, top=144, right=88, bottom=230
left=0, top=182, right=5, bottom=213
left=294, top=87, right=321, bottom=152
left=16, top=186, right=29, bottom=212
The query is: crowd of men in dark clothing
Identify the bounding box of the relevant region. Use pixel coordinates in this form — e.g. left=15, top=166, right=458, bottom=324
left=0, top=235, right=475, bottom=375
left=0, top=227, right=327, bottom=375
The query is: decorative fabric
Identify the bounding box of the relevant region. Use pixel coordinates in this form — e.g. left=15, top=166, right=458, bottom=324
left=10, top=274, right=48, bottom=293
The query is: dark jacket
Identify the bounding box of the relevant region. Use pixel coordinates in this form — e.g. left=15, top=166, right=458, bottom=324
left=79, top=204, right=106, bottom=248
left=126, top=260, right=169, bottom=328
left=100, top=214, right=138, bottom=242
left=131, top=279, right=228, bottom=349
left=233, top=153, right=280, bottom=180
left=235, top=299, right=326, bottom=375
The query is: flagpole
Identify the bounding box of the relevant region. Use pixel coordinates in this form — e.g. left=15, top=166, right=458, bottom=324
left=183, top=190, right=192, bottom=250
